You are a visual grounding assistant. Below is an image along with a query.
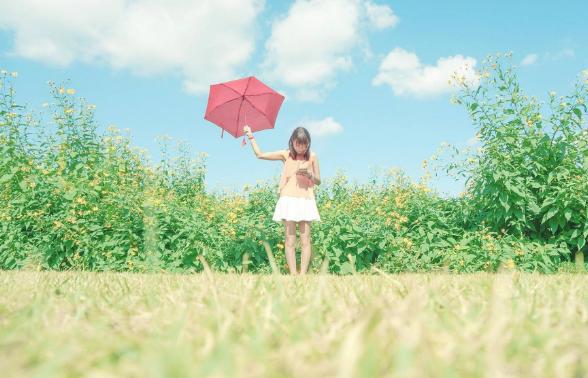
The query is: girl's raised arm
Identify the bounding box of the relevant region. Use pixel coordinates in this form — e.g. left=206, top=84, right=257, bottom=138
left=256, top=149, right=288, bottom=161
left=311, top=152, right=321, bottom=185
left=244, top=125, right=287, bottom=162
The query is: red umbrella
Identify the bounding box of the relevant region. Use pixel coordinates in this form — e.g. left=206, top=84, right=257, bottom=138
left=204, top=76, right=285, bottom=145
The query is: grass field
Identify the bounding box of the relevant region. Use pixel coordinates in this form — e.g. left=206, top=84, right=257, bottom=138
left=0, top=271, right=586, bottom=377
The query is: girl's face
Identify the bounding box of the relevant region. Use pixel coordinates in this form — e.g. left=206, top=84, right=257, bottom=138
left=293, top=139, right=308, bottom=156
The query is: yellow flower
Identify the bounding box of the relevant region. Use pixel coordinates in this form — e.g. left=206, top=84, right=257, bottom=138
left=228, top=212, right=237, bottom=222
left=66, top=88, right=76, bottom=95
left=64, top=108, right=74, bottom=115
left=402, top=238, right=413, bottom=249
left=504, top=259, right=516, bottom=270
left=59, top=87, right=65, bottom=95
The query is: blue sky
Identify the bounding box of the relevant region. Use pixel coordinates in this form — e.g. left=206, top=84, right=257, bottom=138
left=1, top=1, right=586, bottom=197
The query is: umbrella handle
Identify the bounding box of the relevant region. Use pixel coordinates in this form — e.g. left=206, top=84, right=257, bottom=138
left=241, top=111, right=248, bottom=146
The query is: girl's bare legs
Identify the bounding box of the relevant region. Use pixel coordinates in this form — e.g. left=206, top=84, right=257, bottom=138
left=284, top=221, right=297, bottom=274
left=299, top=221, right=312, bottom=274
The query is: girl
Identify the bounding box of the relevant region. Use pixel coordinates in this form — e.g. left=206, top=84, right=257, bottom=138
left=243, top=125, right=321, bottom=275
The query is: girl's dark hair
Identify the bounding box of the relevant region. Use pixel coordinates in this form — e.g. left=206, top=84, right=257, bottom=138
left=288, top=127, right=311, bottom=160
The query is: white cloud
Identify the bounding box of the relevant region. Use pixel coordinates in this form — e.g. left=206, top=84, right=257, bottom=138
left=0, top=0, right=264, bottom=94
left=521, top=53, right=538, bottom=66
left=299, top=117, right=343, bottom=137
left=263, top=0, right=397, bottom=101
left=545, top=48, right=575, bottom=60
left=372, top=47, right=479, bottom=97
left=365, top=1, right=399, bottom=29
left=519, top=48, right=575, bottom=67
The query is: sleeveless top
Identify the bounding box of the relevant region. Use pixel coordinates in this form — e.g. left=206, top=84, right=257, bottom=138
left=278, top=151, right=315, bottom=199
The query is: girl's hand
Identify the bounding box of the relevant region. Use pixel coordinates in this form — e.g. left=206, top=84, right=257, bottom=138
left=297, top=168, right=313, bottom=179
left=243, top=125, right=253, bottom=138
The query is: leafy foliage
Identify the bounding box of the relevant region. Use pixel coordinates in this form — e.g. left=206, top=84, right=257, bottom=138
left=0, top=59, right=586, bottom=274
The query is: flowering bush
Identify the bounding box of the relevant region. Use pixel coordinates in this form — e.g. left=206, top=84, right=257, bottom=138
left=0, top=60, right=585, bottom=274
left=445, top=53, right=588, bottom=263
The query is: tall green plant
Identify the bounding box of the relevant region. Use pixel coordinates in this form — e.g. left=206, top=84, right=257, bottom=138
left=451, top=53, right=588, bottom=258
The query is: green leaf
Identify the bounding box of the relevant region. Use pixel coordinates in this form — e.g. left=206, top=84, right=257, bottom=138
left=0, top=174, right=13, bottom=184
left=499, top=193, right=509, bottom=211
left=573, top=108, right=582, bottom=119
left=64, top=190, right=77, bottom=201
left=340, top=261, right=354, bottom=274
left=577, top=237, right=586, bottom=251
left=564, top=209, right=572, bottom=222
left=541, top=197, right=556, bottom=210
left=541, top=207, right=558, bottom=224
left=549, top=219, right=558, bottom=233
left=529, top=202, right=541, bottom=215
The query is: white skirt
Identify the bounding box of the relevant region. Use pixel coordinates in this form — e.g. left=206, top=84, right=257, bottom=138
left=272, top=196, right=321, bottom=222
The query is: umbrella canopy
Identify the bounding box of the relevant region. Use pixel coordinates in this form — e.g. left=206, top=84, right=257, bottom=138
left=204, top=76, right=285, bottom=139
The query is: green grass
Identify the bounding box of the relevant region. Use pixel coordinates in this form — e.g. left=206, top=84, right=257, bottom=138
left=0, top=271, right=587, bottom=377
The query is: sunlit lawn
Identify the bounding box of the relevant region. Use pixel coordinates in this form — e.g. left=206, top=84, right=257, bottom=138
left=0, top=271, right=586, bottom=377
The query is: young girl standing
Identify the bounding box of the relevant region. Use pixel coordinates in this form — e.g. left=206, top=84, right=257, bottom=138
left=243, top=125, right=321, bottom=275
